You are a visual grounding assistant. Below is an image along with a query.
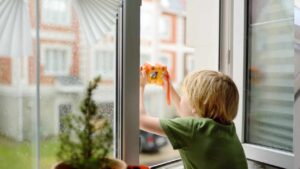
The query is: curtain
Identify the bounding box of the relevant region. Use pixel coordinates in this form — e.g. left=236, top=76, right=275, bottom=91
left=0, top=0, right=32, bottom=57
left=0, top=0, right=121, bottom=57
left=72, top=0, right=120, bottom=45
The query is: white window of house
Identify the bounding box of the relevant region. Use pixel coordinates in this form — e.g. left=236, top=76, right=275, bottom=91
left=232, top=0, right=300, bottom=168
left=161, top=0, right=186, bottom=12
left=42, top=0, right=71, bottom=26
left=94, top=50, right=114, bottom=79
left=42, top=45, right=72, bottom=76
left=159, top=15, right=173, bottom=41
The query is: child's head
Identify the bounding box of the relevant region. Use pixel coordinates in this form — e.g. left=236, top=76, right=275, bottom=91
left=182, top=70, right=239, bottom=124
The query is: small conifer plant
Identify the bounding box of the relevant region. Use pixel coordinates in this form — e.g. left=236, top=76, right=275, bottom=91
left=57, top=76, right=113, bottom=169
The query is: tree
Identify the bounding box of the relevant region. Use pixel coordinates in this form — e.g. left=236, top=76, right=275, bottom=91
left=57, top=76, right=113, bottom=169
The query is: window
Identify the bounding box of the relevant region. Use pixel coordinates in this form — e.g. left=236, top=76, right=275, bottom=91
left=139, top=0, right=220, bottom=166
left=156, top=52, right=176, bottom=80
left=94, top=50, right=115, bottom=79
left=39, top=0, right=120, bottom=166
left=139, top=0, right=184, bottom=165
left=42, top=46, right=72, bottom=76
left=232, top=0, right=300, bottom=168
left=246, top=0, right=294, bottom=152
left=159, top=14, right=176, bottom=42
left=0, top=0, right=224, bottom=168
left=184, top=54, right=195, bottom=76
left=161, top=0, right=186, bottom=12
left=42, top=0, right=71, bottom=26
left=0, top=0, right=139, bottom=168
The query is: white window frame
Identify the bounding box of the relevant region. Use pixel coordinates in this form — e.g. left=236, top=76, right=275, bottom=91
left=42, top=0, right=72, bottom=26
left=232, top=0, right=300, bottom=168
left=159, top=14, right=173, bottom=41
left=114, top=0, right=141, bottom=164
left=41, top=44, right=72, bottom=76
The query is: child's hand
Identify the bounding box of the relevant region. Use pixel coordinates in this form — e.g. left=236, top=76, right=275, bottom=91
left=140, top=69, right=147, bottom=88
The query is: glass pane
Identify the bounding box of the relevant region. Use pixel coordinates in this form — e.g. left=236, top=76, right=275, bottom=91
left=39, top=0, right=119, bottom=168
left=139, top=0, right=196, bottom=165
left=0, top=0, right=37, bottom=169
left=246, top=0, right=294, bottom=152
left=42, top=0, right=70, bottom=26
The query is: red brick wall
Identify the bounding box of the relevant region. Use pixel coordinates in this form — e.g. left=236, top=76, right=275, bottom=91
left=27, top=0, right=80, bottom=85
left=28, top=56, right=56, bottom=85
left=0, top=57, right=12, bottom=85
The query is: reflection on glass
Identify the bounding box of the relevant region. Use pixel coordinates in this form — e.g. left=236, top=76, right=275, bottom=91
left=246, top=0, right=294, bottom=152
left=0, top=0, right=36, bottom=169
left=39, top=0, right=118, bottom=168
left=139, top=0, right=189, bottom=165
left=0, top=0, right=119, bottom=168
left=42, top=0, right=70, bottom=26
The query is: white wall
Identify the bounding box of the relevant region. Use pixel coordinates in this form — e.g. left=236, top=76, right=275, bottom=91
left=186, top=0, right=219, bottom=70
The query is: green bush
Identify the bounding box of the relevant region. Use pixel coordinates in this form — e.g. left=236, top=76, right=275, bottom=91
left=57, top=76, right=113, bottom=169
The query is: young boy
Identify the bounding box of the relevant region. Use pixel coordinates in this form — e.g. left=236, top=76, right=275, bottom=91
left=139, top=70, right=248, bottom=169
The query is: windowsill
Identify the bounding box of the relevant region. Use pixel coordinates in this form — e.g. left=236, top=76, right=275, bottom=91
left=150, top=158, right=183, bottom=169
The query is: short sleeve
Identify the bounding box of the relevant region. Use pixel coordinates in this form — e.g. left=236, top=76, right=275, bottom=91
left=160, top=117, right=196, bottom=149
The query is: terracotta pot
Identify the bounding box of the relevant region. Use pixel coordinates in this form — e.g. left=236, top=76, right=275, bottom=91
left=52, top=158, right=127, bottom=169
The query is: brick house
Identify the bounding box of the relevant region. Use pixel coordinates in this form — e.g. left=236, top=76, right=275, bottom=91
left=0, top=0, right=191, bottom=141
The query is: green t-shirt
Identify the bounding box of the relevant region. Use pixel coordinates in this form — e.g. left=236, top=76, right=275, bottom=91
left=160, top=117, right=248, bottom=169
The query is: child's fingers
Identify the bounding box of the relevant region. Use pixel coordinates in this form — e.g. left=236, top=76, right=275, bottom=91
left=142, top=70, right=146, bottom=76
left=162, top=71, right=169, bottom=81
left=140, top=70, right=147, bottom=86
left=162, top=76, right=169, bottom=90
left=162, top=70, right=170, bottom=89
left=140, top=70, right=147, bottom=79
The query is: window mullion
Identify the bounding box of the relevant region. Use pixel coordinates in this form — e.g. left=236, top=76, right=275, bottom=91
left=34, top=0, right=41, bottom=168
left=116, top=0, right=141, bottom=165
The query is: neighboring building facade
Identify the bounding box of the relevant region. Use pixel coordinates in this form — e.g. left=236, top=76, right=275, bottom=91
left=0, top=0, right=190, bottom=141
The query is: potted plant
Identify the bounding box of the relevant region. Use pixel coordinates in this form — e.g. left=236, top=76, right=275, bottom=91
left=52, top=76, right=126, bottom=169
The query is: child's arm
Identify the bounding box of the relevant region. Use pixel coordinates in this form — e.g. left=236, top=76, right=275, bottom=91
left=140, top=71, right=165, bottom=136
left=163, top=75, right=191, bottom=117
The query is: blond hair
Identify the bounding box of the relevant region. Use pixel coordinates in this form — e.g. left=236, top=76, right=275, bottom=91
left=182, top=70, right=239, bottom=124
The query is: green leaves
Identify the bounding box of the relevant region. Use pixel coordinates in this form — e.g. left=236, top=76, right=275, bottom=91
left=57, top=75, right=113, bottom=169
